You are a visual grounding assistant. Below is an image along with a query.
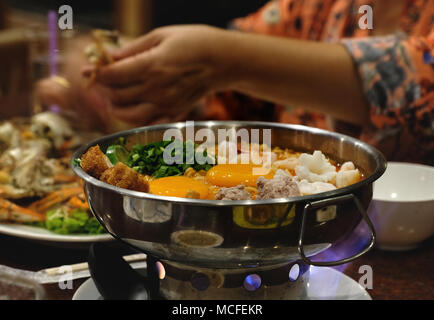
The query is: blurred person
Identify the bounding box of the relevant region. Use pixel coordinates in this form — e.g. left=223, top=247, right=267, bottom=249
left=37, top=0, right=433, bottom=163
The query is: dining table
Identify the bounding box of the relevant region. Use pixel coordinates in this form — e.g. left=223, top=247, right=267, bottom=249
left=0, top=232, right=432, bottom=300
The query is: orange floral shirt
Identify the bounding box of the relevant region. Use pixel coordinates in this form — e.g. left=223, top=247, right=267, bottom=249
left=198, top=0, right=434, bottom=164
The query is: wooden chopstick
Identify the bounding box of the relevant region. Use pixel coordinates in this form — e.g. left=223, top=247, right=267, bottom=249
left=42, top=253, right=147, bottom=276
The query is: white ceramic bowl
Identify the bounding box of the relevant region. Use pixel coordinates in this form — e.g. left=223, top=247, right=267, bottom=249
left=368, top=162, right=434, bottom=251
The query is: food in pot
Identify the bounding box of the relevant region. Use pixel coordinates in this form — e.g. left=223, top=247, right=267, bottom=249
left=77, top=139, right=363, bottom=200
left=100, top=162, right=149, bottom=193
left=206, top=164, right=274, bottom=188
left=80, top=145, right=113, bottom=179
left=256, top=170, right=301, bottom=200
left=215, top=185, right=252, bottom=201
left=149, top=176, right=208, bottom=199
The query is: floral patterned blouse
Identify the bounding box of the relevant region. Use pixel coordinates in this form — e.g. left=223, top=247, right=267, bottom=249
left=198, top=0, right=434, bottom=164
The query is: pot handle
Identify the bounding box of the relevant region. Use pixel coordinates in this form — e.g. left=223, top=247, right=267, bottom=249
left=297, top=193, right=376, bottom=267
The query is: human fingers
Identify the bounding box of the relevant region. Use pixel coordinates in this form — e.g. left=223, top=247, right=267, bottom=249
left=91, top=50, right=156, bottom=86
left=107, top=83, right=148, bottom=105
left=34, top=77, right=72, bottom=110
left=112, top=29, right=164, bottom=60
left=111, top=102, right=161, bottom=125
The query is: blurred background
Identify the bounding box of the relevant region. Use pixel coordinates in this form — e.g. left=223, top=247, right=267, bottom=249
left=6, top=0, right=270, bottom=31
left=0, top=0, right=269, bottom=120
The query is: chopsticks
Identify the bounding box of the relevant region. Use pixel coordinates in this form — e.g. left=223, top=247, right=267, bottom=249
left=41, top=253, right=147, bottom=276
left=19, top=253, right=148, bottom=284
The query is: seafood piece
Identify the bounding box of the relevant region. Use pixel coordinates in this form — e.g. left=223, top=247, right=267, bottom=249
left=272, top=157, right=299, bottom=172
left=0, top=199, right=45, bottom=223
left=296, top=179, right=336, bottom=195
left=31, top=112, right=80, bottom=150
left=28, top=187, right=83, bottom=213
left=84, top=29, right=120, bottom=85
left=100, top=162, right=149, bottom=193
left=67, top=196, right=90, bottom=210
left=0, top=170, right=10, bottom=184
left=295, top=151, right=336, bottom=183
left=12, top=157, right=57, bottom=195
left=0, top=185, right=29, bottom=199
left=80, top=145, right=113, bottom=179
left=0, top=140, right=73, bottom=198
left=256, top=169, right=301, bottom=200
left=336, top=161, right=361, bottom=188
left=0, top=114, right=79, bottom=200
left=53, top=173, right=79, bottom=184
left=0, top=122, right=20, bottom=151
left=83, top=30, right=131, bottom=132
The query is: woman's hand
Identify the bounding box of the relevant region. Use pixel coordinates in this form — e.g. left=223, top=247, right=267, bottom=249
left=34, top=36, right=117, bottom=132
left=85, top=25, right=232, bottom=126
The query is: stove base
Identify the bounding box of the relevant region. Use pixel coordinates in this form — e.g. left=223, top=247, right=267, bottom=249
left=159, top=260, right=310, bottom=300
left=73, top=266, right=372, bottom=300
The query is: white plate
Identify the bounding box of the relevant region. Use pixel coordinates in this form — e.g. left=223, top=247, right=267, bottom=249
left=305, top=266, right=371, bottom=300
left=0, top=223, right=113, bottom=247
left=72, top=266, right=371, bottom=300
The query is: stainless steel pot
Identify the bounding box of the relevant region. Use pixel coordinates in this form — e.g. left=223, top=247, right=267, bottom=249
left=72, top=121, right=386, bottom=268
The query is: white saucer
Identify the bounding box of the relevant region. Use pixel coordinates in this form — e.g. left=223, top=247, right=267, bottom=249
left=72, top=266, right=371, bottom=300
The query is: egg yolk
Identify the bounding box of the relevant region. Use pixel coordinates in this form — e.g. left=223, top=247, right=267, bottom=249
left=206, top=164, right=274, bottom=187
left=149, top=176, right=209, bottom=199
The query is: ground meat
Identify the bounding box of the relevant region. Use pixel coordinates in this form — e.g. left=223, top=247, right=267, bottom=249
left=215, top=185, right=252, bottom=201
left=80, top=145, right=112, bottom=179
left=257, top=170, right=301, bottom=200
left=100, top=162, right=149, bottom=193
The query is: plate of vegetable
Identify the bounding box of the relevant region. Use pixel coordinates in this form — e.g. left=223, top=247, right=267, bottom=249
left=0, top=184, right=113, bottom=247
left=0, top=112, right=113, bottom=247
left=0, top=185, right=114, bottom=249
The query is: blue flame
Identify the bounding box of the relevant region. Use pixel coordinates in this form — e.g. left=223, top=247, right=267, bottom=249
left=310, top=220, right=372, bottom=273
left=244, top=274, right=262, bottom=291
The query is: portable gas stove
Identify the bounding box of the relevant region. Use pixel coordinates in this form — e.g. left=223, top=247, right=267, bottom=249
left=72, top=122, right=385, bottom=301
left=73, top=241, right=371, bottom=300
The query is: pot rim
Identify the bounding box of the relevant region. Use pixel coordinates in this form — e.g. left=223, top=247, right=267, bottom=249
left=72, top=121, right=387, bottom=207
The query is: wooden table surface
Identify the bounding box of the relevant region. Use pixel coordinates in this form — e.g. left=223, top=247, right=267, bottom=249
left=0, top=233, right=432, bottom=300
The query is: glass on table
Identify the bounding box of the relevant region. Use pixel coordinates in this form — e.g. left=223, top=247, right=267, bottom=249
left=0, top=266, right=45, bottom=300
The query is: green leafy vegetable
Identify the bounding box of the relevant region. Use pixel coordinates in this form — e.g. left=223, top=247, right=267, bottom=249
left=105, top=144, right=129, bottom=165
left=42, top=208, right=105, bottom=235
left=115, top=140, right=215, bottom=178
left=72, top=158, right=82, bottom=166
left=118, top=137, right=126, bottom=145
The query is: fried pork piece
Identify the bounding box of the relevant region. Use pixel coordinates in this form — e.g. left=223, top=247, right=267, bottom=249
left=100, top=162, right=149, bottom=193
left=80, top=145, right=113, bottom=179
left=257, top=170, right=301, bottom=200
left=215, top=185, right=252, bottom=201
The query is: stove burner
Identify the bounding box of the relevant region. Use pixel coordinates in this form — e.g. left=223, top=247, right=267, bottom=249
left=88, top=242, right=310, bottom=300
left=243, top=274, right=261, bottom=292
left=289, top=264, right=300, bottom=282
left=190, top=273, right=211, bottom=291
